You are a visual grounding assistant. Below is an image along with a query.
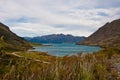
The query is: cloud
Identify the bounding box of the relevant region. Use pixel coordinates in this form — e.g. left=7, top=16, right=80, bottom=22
left=0, top=0, right=120, bottom=37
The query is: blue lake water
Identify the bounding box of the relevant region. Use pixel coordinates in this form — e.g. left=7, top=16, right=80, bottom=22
left=33, top=43, right=101, bottom=56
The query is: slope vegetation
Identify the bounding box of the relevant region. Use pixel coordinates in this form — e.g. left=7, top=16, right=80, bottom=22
left=0, top=22, right=32, bottom=51
left=77, top=19, right=120, bottom=49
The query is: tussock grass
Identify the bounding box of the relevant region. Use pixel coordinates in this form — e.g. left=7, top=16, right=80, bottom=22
left=0, top=48, right=120, bottom=80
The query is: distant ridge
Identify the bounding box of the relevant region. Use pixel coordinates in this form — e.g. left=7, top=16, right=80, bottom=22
left=24, top=34, right=85, bottom=43
left=77, top=19, right=120, bottom=49
left=0, top=22, right=32, bottom=51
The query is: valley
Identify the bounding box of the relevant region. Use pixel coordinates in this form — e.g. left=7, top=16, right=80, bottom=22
left=0, top=19, right=120, bottom=79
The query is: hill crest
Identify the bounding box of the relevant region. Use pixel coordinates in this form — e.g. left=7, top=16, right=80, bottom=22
left=77, top=19, right=120, bottom=49
left=24, top=34, right=85, bottom=43
left=0, top=22, right=32, bottom=51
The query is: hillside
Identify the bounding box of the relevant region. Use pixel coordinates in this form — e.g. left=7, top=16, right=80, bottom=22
left=24, top=34, right=85, bottom=43
left=77, top=19, right=120, bottom=49
left=0, top=22, right=32, bottom=51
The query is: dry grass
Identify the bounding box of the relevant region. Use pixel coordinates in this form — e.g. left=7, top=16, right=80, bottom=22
left=0, top=48, right=120, bottom=80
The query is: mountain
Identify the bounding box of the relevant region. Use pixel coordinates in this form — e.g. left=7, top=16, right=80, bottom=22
left=24, top=34, right=85, bottom=43
left=0, top=22, right=32, bottom=51
left=77, top=19, right=120, bottom=48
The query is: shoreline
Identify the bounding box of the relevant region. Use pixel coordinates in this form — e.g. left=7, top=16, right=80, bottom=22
left=29, top=43, right=102, bottom=57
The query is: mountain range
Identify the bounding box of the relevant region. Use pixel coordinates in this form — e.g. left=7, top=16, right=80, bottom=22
left=77, top=19, right=120, bottom=49
left=0, top=18, right=120, bottom=51
left=0, top=22, right=32, bottom=51
left=24, top=34, right=85, bottom=43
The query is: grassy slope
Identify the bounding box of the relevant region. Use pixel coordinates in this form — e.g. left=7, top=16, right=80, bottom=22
left=0, top=48, right=120, bottom=80
left=77, top=19, right=120, bottom=49
left=0, top=23, right=32, bottom=52
left=29, top=42, right=43, bottom=47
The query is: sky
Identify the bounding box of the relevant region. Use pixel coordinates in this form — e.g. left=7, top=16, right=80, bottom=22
left=0, top=0, right=120, bottom=37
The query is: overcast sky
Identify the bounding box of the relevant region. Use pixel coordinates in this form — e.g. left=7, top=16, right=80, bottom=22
left=0, top=0, right=120, bottom=37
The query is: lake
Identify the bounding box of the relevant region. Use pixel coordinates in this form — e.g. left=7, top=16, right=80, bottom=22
left=33, top=43, right=101, bottom=56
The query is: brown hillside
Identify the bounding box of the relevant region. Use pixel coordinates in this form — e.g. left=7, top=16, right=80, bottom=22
left=77, top=19, right=120, bottom=49
left=0, top=22, right=32, bottom=51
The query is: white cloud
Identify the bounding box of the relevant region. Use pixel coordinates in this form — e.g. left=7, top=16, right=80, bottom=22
left=0, top=0, right=120, bottom=37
